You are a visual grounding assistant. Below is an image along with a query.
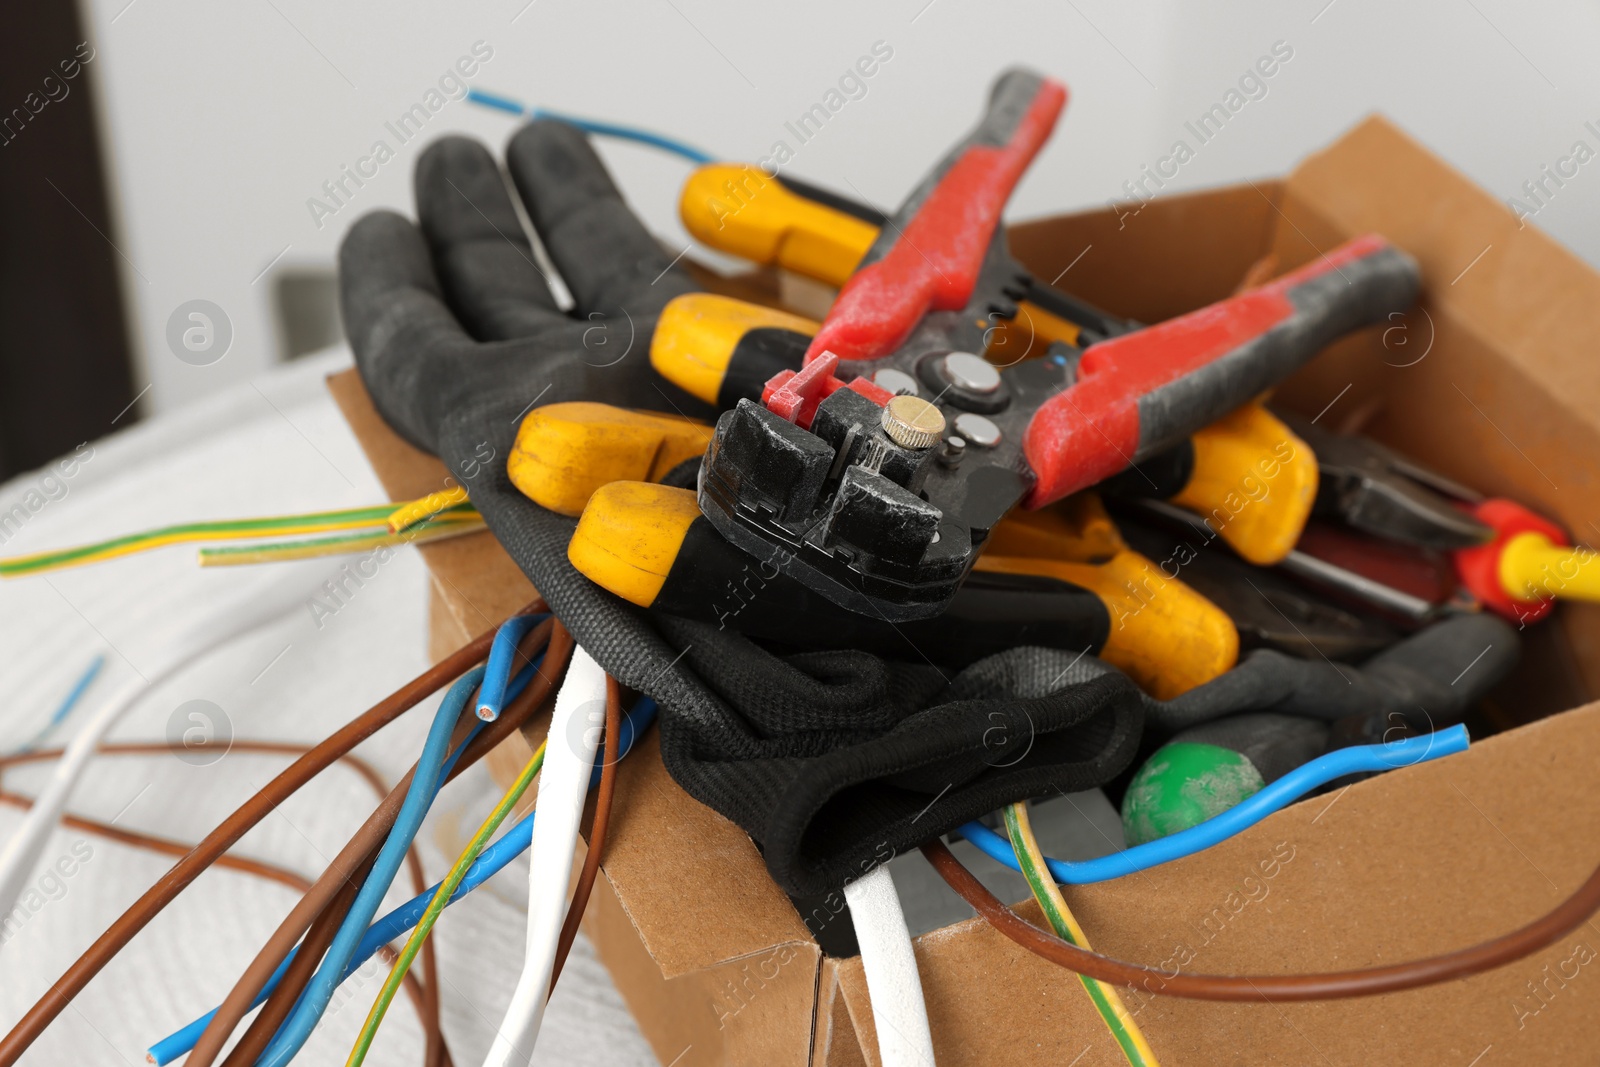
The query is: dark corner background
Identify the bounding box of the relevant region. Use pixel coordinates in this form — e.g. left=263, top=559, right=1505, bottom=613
left=0, top=4, right=135, bottom=482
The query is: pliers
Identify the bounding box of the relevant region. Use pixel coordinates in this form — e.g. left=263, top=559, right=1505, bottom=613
left=1127, top=415, right=1600, bottom=628
left=673, top=68, right=1419, bottom=622
left=1275, top=409, right=1491, bottom=549
left=1282, top=415, right=1600, bottom=622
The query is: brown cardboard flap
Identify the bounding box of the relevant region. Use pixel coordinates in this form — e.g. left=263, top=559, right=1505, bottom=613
left=1287, top=116, right=1600, bottom=405
left=891, top=698, right=1600, bottom=1066
left=590, top=848, right=822, bottom=1067
left=814, top=958, right=868, bottom=1067
left=1007, top=181, right=1283, bottom=325
left=1274, top=115, right=1600, bottom=523
left=590, top=727, right=815, bottom=978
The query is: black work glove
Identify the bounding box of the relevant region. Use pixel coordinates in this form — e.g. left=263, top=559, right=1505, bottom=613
left=1039, top=613, right=1517, bottom=736
left=1154, top=611, right=1518, bottom=734
left=339, top=120, right=1145, bottom=897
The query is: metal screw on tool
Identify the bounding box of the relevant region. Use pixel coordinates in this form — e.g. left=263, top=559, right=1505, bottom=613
left=881, top=395, right=946, bottom=449
left=938, top=436, right=967, bottom=469
left=952, top=412, right=1002, bottom=448
left=872, top=368, right=921, bottom=397
left=939, top=351, right=1001, bottom=394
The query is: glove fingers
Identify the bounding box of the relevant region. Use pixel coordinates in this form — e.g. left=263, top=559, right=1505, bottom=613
left=505, top=119, right=696, bottom=319
left=415, top=136, right=566, bottom=341
left=339, top=210, right=477, bottom=453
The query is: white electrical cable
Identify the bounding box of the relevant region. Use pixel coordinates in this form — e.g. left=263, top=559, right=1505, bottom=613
left=0, top=561, right=334, bottom=924
left=482, top=644, right=607, bottom=1067
left=844, top=864, right=938, bottom=1067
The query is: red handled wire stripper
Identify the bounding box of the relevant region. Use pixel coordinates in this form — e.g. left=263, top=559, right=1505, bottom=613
left=697, top=68, right=1422, bottom=621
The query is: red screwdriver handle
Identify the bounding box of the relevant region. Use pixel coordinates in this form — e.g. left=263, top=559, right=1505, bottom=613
left=1453, top=498, right=1567, bottom=623
left=802, top=69, right=1067, bottom=365
left=1022, top=234, right=1422, bottom=507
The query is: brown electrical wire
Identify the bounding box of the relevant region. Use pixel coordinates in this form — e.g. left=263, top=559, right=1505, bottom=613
left=548, top=674, right=624, bottom=992
left=205, top=648, right=561, bottom=1067
left=207, top=622, right=566, bottom=1067
left=0, top=599, right=545, bottom=1067
left=0, top=741, right=392, bottom=796
left=0, top=739, right=447, bottom=1048
left=0, top=779, right=443, bottom=1062
left=227, top=852, right=382, bottom=1067
left=0, top=788, right=309, bottom=894
left=240, top=620, right=579, bottom=1062
left=0, top=745, right=453, bottom=1064
left=194, top=620, right=573, bottom=1067
left=921, top=838, right=1600, bottom=1001
left=0, top=742, right=435, bottom=913
left=151, top=741, right=457, bottom=1067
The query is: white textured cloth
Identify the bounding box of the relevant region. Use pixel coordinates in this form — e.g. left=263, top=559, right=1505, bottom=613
left=0, top=349, right=658, bottom=1066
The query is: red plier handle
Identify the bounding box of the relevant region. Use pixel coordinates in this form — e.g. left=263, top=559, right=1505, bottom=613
left=1023, top=234, right=1422, bottom=506
left=803, top=69, right=1067, bottom=364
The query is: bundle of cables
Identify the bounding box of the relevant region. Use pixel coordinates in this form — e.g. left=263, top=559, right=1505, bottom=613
left=0, top=601, right=659, bottom=1067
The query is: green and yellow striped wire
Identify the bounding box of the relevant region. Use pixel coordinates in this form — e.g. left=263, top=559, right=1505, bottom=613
left=1004, top=801, right=1162, bottom=1067
left=0, top=494, right=482, bottom=577
left=197, top=512, right=481, bottom=567
left=386, top=486, right=470, bottom=533
left=345, top=739, right=548, bottom=1067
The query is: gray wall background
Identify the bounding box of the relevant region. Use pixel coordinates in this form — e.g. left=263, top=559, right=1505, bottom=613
left=80, top=0, right=1600, bottom=413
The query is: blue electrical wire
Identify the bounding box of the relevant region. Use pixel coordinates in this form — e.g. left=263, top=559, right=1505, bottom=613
left=475, top=613, right=545, bottom=721
left=253, top=664, right=487, bottom=1067
left=147, top=696, right=658, bottom=1066
left=960, top=725, right=1470, bottom=886
left=465, top=88, right=716, bottom=164
left=17, top=654, right=104, bottom=753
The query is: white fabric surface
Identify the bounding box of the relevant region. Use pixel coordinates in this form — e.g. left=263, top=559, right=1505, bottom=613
left=0, top=349, right=659, bottom=1066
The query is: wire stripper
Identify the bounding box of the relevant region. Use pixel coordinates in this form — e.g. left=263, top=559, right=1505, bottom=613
left=667, top=69, right=1416, bottom=622
left=671, top=156, right=1320, bottom=567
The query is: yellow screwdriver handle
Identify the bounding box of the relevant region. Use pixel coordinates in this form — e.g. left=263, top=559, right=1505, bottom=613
left=680, top=164, right=1079, bottom=354
left=985, top=492, right=1128, bottom=563
left=508, top=402, right=713, bottom=517
left=976, top=551, right=1238, bottom=700
left=569, top=482, right=703, bottom=607
left=680, top=164, right=877, bottom=288
left=981, top=494, right=1239, bottom=697
left=1168, top=401, right=1317, bottom=566
left=650, top=293, right=818, bottom=407
left=1499, top=532, right=1600, bottom=603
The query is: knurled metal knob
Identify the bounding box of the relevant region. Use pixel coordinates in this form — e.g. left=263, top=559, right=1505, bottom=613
left=881, top=395, right=946, bottom=450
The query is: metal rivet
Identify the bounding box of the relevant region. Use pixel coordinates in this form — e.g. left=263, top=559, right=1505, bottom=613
left=938, top=436, right=966, bottom=469
left=881, top=395, right=946, bottom=450
left=872, top=368, right=920, bottom=397
left=940, top=351, right=1001, bottom=394
left=952, top=412, right=1001, bottom=448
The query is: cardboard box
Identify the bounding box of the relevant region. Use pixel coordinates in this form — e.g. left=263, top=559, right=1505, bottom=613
left=330, top=115, right=1600, bottom=1065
